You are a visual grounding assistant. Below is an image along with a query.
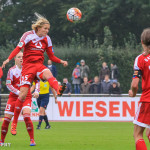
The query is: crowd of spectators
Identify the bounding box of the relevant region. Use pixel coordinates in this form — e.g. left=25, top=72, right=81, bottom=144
left=58, top=60, right=121, bottom=95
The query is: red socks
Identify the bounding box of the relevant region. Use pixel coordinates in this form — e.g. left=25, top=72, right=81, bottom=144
left=1, top=117, right=11, bottom=142
left=47, top=77, right=59, bottom=91
left=13, top=98, right=24, bottom=124
left=136, top=139, right=147, bottom=150
left=23, top=113, right=34, bottom=140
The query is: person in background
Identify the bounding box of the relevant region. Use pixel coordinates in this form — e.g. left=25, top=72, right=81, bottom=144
left=110, top=63, right=119, bottom=82
left=63, top=78, right=72, bottom=95
left=101, top=75, right=111, bottom=94
left=99, top=62, right=110, bottom=82
left=110, top=81, right=121, bottom=94
left=80, top=77, right=91, bottom=94
left=90, top=76, right=101, bottom=94
left=80, top=59, right=90, bottom=83
left=46, top=59, right=57, bottom=78
left=72, top=62, right=81, bottom=94
left=31, top=80, right=58, bottom=130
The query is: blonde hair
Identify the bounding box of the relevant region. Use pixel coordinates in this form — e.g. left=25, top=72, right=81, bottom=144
left=32, top=12, right=50, bottom=31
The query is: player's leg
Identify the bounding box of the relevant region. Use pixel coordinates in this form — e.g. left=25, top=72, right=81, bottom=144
left=133, top=124, right=147, bottom=150
left=44, top=111, right=51, bottom=129
left=22, top=100, right=36, bottom=146
left=11, top=85, right=29, bottom=135
left=37, top=107, right=45, bottom=129
left=38, top=67, right=66, bottom=96
left=0, top=114, right=13, bottom=145
left=1, top=99, right=15, bottom=144
left=146, top=128, right=150, bottom=142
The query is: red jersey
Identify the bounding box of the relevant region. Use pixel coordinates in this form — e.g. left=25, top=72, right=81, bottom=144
left=6, top=65, right=21, bottom=98
left=134, top=53, right=150, bottom=102
left=8, top=30, right=61, bottom=64
left=19, top=30, right=52, bottom=64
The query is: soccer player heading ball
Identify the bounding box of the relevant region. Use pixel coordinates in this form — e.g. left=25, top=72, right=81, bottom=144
left=129, top=28, right=150, bottom=150
left=2, top=12, right=68, bottom=143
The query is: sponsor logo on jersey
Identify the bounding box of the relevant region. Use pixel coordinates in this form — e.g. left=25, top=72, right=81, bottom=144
left=17, top=42, right=23, bottom=48
left=6, top=80, right=11, bottom=84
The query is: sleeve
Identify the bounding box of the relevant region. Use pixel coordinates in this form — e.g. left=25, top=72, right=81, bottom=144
left=0, top=67, right=3, bottom=78
left=6, top=69, right=20, bottom=95
left=46, top=46, right=61, bottom=63
left=8, top=32, right=31, bottom=60
left=133, top=56, right=143, bottom=79
left=35, top=81, right=40, bottom=93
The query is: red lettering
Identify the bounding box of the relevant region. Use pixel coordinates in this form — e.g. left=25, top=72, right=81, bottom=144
left=96, top=101, right=107, bottom=117
left=76, top=101, right=80, bottom=117
left=109, top=101, right=120, bottom=117
left=123, top=101, right=135, bottom=117
left=83, top=101, right=93, bottom=117
left=57, top=101, right=74, bottom=116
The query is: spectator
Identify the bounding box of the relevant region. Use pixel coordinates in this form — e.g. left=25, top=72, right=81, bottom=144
left=80, top=59, right=90, bottom=83
left=110, top=81, right=121, bottom=94
left=72, top=62, right=81, bottom=94
left=110, top=63, right=119, bottom=82
left=46, top=59, right=57, bottom=78
left=99, top=62, right=110, bottom=81
left=63, top=78, right=72, bottom=95
left=90, top=76, right=101, bottom=94
left=101, top=75, right=111, bottom=94
left=80, top=77, right=91, bottom=94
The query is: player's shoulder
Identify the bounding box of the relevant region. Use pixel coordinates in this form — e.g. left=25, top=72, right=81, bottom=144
left=23, top=30, right=34, bottom=36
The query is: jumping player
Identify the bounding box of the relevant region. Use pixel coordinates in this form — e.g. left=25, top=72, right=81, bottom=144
left=0, top=52, right=36, bottom=146
left=128, top=28, right=150, bottom=150
left=2, top=13, right=68, bottom=134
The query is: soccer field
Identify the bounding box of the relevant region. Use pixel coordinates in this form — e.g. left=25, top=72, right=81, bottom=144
left=0, top=121, right=149, bottom=150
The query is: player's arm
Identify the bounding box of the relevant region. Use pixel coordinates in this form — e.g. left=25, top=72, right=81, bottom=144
left=128, top=70, right=141, bottom=97
left=31, top=81, right=40, bottom=98
left=46, top=46, right=68, bottom=67
left=6, top=70, right=20, bottom=95
left=50, top=86, right=58, bottom=103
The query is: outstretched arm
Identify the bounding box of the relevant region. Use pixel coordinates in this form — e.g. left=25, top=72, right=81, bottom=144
left=2, top=46, right=22, bottom=68
left=46, top=46, right=68, bottom=67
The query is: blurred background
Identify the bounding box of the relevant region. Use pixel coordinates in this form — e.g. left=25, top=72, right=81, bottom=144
left=0, top=0, right=149, bottom=93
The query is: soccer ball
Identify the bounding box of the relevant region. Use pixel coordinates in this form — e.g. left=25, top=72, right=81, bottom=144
left=66, top=8, right=82, bottom=22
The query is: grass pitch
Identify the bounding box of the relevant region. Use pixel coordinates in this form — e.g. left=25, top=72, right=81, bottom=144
left=0, top=121, right=149, bottom=150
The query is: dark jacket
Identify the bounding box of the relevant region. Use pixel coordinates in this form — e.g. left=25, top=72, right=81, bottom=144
left=110, top=65, right=119, bottom=80
left=90, top=82, right=101, bottom=94
left=99, top=66, right=110, bottom=81
left=101, top=80, right=111, bottom=94
left=64, top=82, right=72, bottom=94
left=46, top=65, right=57, bottom=78
left=110, top=85, right=121, bottom=94
left=80, top=83, right=91, bottom=94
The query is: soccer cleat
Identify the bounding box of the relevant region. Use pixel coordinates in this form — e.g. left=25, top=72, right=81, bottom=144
left=11, top=123, right=17, bottom=135
left=36, top=125, right=40, bottom=130
left=30, top=139, right=36, bottom=146
left=57, top=83, right=66, bottom=96
left=0, top=140, right=4, bottom=146
left=45, top=125, right=51, bottom=129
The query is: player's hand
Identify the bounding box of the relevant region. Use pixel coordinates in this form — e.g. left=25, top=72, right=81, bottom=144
left=55, top=97, right=58, bottom=104
left=61, top=60, right=68, bottom=67
left=2, top=59, right=9, bottom=68
left=32, top=92, right=39, bottom=98
left=128, top=90, right=134, bottom=97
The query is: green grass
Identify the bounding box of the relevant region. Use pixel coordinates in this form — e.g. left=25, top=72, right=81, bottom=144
left=0, top=121, right=150, bottom=150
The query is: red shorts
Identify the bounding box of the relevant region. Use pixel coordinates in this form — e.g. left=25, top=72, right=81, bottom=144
left=133, top=102, right=150, bottom=128
left=4, top=96, right=32, bottom=115
left=21, top=63, right=49, bottom=86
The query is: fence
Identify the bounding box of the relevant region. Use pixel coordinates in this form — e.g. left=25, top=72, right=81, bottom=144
left=0, top=94, right=140, bottom=121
